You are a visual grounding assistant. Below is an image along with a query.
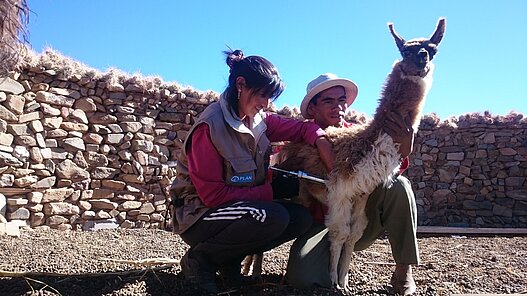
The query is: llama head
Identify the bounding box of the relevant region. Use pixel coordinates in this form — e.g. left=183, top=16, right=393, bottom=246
left=388, top=18, right=446, bottom=77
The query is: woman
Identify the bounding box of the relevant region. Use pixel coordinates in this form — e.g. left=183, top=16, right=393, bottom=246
left=170, top=49, right=334, bottom=293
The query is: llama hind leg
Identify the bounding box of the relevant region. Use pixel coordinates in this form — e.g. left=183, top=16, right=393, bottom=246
left=242, top=253, right=263, bottom=278
left=241, top=254, right=253, bottom=275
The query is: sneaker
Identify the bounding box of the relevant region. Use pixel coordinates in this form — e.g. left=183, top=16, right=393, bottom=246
left=180, top=252, right=218, bottom=294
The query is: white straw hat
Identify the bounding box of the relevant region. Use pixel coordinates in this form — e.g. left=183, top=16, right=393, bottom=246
left=301, top=73, right=358, bottom=119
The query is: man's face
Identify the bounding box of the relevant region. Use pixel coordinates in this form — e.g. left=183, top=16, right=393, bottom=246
left=307, top=86, right=347, bottom=129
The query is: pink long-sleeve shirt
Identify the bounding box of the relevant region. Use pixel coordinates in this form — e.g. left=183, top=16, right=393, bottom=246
left=186, top=113, right=325, bottom=208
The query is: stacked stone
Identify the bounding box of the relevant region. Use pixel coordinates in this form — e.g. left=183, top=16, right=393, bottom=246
left=410, top=114, right=527, bottom=228
left=0, top=66, right=216, bottom=231
left=1, top=53, right=526, bottom=231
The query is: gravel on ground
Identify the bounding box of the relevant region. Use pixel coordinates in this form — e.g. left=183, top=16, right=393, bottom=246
left=0, top=228, right=525, bottom=296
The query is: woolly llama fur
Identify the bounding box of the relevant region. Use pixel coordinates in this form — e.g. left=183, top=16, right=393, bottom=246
left=275, top=18, right=446, bottom=292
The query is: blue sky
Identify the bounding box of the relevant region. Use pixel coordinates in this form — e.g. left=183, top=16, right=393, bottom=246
left=27, top=0, right=527, bottom=119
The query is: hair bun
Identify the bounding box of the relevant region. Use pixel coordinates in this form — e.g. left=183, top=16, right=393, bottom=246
left=225, top=49, right=245, bottom=69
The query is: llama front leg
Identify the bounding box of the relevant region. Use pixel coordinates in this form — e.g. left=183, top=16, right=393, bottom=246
left=327, top=229, right=346, bottom=287
left=337, top=231, right=363, bottom=294
left=325, top=184, right=354, bottom=290
left=337, top=197, right=370, bottom=293
left=337, top=240, right=354, bottom=293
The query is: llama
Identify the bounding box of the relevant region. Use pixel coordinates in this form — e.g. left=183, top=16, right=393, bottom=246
left=271, top=18, right=446, bottom=292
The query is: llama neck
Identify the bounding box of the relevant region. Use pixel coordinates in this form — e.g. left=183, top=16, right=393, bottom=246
left=372, top=61, right=434, bottom=130
left=330, top=60, right=435, bottom=175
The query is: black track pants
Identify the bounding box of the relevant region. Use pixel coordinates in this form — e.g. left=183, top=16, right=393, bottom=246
left=180, top=200, right=313, bottom=271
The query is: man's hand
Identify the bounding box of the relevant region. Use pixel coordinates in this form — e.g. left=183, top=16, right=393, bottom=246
left=315, top=136, right=335, bottom=172
left=383, top=112, right=415, bottom=158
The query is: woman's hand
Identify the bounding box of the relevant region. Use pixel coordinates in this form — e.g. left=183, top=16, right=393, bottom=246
left=315, top=136, right=335, bottom=172
left=382, top=111, right=415, bottom=158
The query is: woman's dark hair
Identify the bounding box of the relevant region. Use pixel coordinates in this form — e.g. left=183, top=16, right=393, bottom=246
left=223, top=49, right=285, bottom=115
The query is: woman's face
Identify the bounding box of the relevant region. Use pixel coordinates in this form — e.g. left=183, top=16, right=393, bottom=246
left=236, top=78, right=270, bottom=119
left=239, top=89, right=269, bottom=119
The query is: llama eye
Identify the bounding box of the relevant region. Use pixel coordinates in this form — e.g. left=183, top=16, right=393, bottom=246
left=427, top=46, right=438, bottom=56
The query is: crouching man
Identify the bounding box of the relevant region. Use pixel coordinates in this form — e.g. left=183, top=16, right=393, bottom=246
left=284, top=73, right=419, bottom=295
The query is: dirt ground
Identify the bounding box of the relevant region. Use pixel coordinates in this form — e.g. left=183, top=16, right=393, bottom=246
left=0, top=228, right=525, bottom=296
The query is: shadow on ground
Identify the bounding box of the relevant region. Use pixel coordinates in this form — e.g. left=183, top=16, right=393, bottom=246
left=0, top=269, right=392, bottom=296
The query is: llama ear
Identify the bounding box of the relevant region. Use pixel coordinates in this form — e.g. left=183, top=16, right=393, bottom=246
left=388, top=22, right=406, bottom=53
left=429, top=18, right=446, bottom=46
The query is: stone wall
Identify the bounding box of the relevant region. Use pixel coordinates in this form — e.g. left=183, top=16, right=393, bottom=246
left=0, top=49, right=215, bottom=230
left=0, top=50, right=525, bottom=230
left=410, top=114, right=526, bottom=227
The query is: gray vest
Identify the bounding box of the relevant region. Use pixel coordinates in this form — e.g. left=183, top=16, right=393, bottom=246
left=170, top=95, right=271, bottom=234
